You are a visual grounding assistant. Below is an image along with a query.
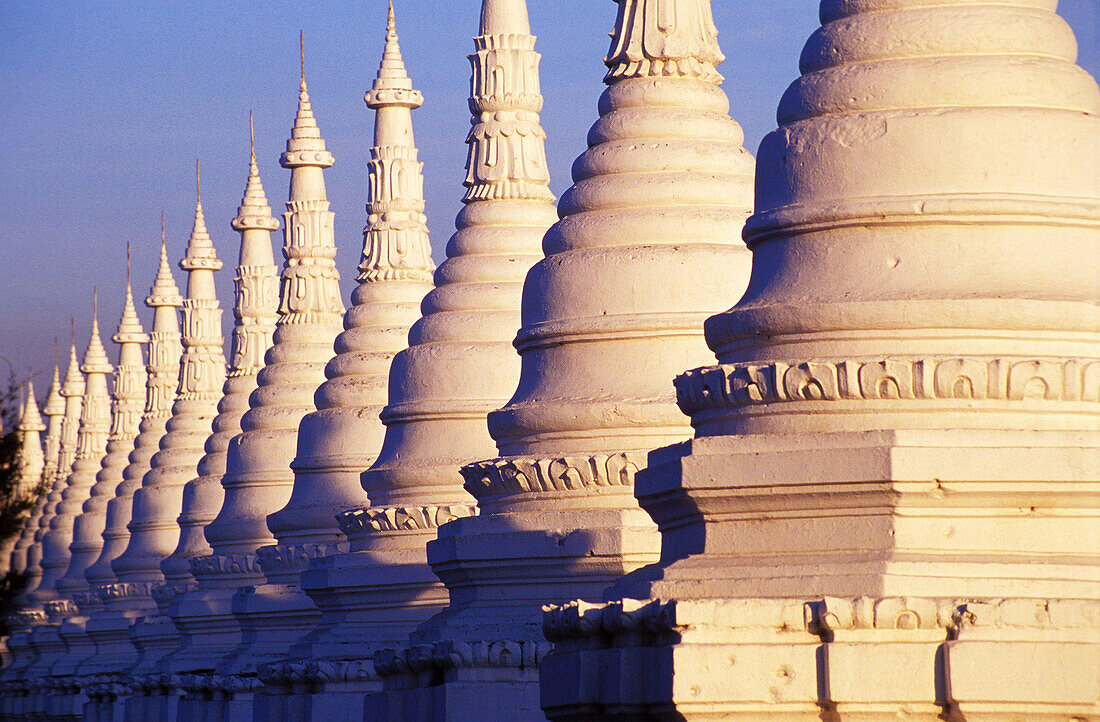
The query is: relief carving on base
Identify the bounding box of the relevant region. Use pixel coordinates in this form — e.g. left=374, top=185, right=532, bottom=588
left=337, top=504, right=478, bottom=535
left=373, top=639, right=553, bottom=678
left=462, top=452, right=645, bottom=500
left=676, top=357, right=1100, bottom=414
left=255, top=542, right=346, bottom=573
left=543, top=596, right=1100, bottom=644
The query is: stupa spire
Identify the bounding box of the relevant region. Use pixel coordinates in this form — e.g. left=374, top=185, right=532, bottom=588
left=6, top=381, right=47, bottom=575
left=160, top=116, right=280, bottom=599
left=76, top=257, right=148, bottom=599
left=202, top=38, right=342, bottom=565
left=40, top=357, right=65, bottom=485
left=18, top=380, right=47, bottom=487
left=11, top=361, right=64, bottom=586
left=182, top=43, right=343, bottom=688
left=32, top=297, right=114, bottom=613
left=480, top=0, right=531, bottom=35
left=81, top=232, right=183, bottom=677
left=15, top=351, right=74, bottom=608
left=260, top=0, right=437, bottom=656
left=112, top=177, right=226, bottom=673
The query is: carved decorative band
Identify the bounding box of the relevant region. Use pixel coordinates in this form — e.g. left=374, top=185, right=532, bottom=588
left=373, top=639, right=552, bottom=678
left=676, top=357, right=1100, bottom=415
left=255, top=542, right=345, bottom=573
left=95, top=581, right=157, bottom=602
left=189, top=552, right=264, bottom=578
left=43, top=599, right=79, bottom=616
left=259, top=659, right=375, bottom=686
left=337, top=505, right=478, bottom=535
left=543, top=596, right=1100, bottom=643
left=462, top=452, right=644, bottom=500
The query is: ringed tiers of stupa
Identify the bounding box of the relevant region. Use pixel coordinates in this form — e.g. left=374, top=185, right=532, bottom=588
left=1, top=1, right=1097, bottom=721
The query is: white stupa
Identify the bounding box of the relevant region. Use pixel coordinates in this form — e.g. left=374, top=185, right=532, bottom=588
left=543, top=1, right=1100, bottom=719
left=244, top=5, right=437, bottom=695
left=81, top=227, right=184, bottom=683
left=162, top=116, right=280, bottom=590
left=8, top=368, right=61, bottom=580
left=0, top=359, right=66, bottom=689
left=4, top=383, right=47, bottom=576
left=95, top=225, right=184, bottom=605
left=178, top=40, right=343, bottom=706
left=39, top=360, right=67, bottom=497
left=257, top=5, right=439, bottom=708
left=161, top=118, right=280, bottom=683
left=60, top=265, right=148, bottom=604
left=35, top=303, right=114, bottom=612
left=375, top=0, right=756, bottom=716
left=114, top=170, right=226, bottom=675
left=21, top=301, right=113, bottom=719
left=301, top=0, right=555, bottom=712
left=20, top=333, right=85, bottom=611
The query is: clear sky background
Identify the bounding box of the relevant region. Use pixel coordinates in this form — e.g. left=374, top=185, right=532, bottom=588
left=1, top=1, right=1098, bottom=396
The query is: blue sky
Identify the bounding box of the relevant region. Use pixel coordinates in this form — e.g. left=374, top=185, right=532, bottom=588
left=1, top=1, right=1098, bottom=392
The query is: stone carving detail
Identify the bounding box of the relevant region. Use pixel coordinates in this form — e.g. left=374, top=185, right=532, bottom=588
left=337, top=504, right=479, bottom=535
left=259, top=659, right=376, bottom=686
left=373, top=639, right=553, bottom=678
left=544, top=596, right=1100, bottom=644
left=188, top=552, right=265, bottom=578
left=462, top=452, right=645, bottom=500
left=94, top=580, right=157, bottom=602
left=43, top=599, right=78, bottom=617
left=604, top=0, right=724, bottom=83
left=676, top=357, right=1100, bottom=414
left=255, top=542, right=346, bottom=573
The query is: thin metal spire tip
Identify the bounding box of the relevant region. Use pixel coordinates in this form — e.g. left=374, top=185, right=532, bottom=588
left=300, top=30, right=305, bottom=83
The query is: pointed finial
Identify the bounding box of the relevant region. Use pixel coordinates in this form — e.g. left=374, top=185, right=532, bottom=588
left=54, top=337, right=59, bottom=367
left=250, top=110, right=256, bottom=161
left=127, top=242, right=132, bottom=285
left=366, top=0, right=421, bottom=109
left=181, top=161, right=221, bottom=271
left=71, top=317, right=76, bottom=346
left=83, top=288, right=113, bottom=373
left=148, top=218, right=185, bottom=309
left=300, top=30, right=306, bottom=89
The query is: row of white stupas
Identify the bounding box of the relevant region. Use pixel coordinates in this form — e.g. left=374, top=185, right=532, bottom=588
left=2, top=0, right=1097, bottom=719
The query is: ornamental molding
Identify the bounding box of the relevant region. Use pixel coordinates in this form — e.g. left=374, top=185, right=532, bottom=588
left=43, top=599, right=79, bottom=617
left=373, top=639, right=552, bottom=678
left=337, top=504, right=479, bottom=535
left=255, top=542, right=346, bottom=573
left=462, top=452, right=645, bottom=500
left=259, top=658, right=375, bottom=686
left=676, top=357, right=1100, bottom=415
left=174, top=673, right=264, bottom=696
left=189, top=551, right=264, bottom=578
left=542, top=596, right=1100, bottom=644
